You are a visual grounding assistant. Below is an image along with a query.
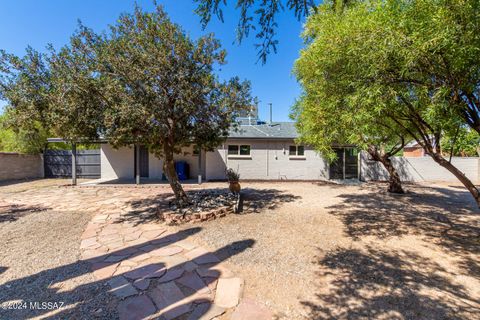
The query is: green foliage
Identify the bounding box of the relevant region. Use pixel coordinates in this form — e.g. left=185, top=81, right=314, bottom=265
left=441, top=127, right=480, bottom=157
left=195, top=0, right=362, bottom=63
left=294, top=0, right=480, bottom=202
left=292, top=1, right=412, bottom=162
left=0, top=111, right=48, bottom=154
left=0, top=48, right=51, bottom=135
left=85, top=5, right=254, bottom=157
left=195, top=0, right=318, bottom=63
left=295, top=0, right=480, bottom=154
left=0, top=4, right=254, bottom=204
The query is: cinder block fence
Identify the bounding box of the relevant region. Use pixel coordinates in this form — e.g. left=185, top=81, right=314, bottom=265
left=360, top=152, right=480, bottom=183
left=0, top=152, right=44, bottom=181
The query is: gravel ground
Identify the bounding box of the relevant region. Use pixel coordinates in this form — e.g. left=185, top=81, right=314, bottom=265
left=0, top=180, right=118, bottom=320
left=1, top=179, right=479, bottom=320
left=177, top=181, right=480, bottom=320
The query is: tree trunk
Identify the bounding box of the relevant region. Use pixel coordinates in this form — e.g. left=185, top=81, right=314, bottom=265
left=429, top=152, right=480, bottom=207
left=367, top=146, right=404, bottom=194
left=379, top=157, right=404, bottom=194
left=163, top=146, right=190, bottom=207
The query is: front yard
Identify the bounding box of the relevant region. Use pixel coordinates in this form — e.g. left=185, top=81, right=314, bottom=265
left=0, top=179, right=479, bottom=319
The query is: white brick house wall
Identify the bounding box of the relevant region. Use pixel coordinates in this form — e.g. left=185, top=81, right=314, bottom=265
left=207, top=139, right=328, bottom=180
left=100, top=139, right=329, bottom=181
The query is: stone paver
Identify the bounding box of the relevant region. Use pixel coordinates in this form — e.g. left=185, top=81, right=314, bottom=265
left=185, top=247, right=221, bottom=265
left=157, top=266, right=185, bottom=283
left=214, top=277, right=244, bottom=308
left=149, top=282, right=192, bottom=320
left=124, top=263, right=167, bottom=280
left=117, top=295, right=156, bottom=320
left=231, top=298, right=273, bottom=320
left=177, top=271, right=211, bottom=294
left=188, top=303, right=226, bottom=320
left=77, top=201, right=251, bottom=319
left=108, top=276, right=138, bottom=299
left=2, top=184, right=269, bottom=319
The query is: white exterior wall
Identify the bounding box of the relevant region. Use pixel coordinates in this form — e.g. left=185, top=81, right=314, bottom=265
left=360, top=151, right=480, bottom=183
left=101, top=144, right=134, bottom=180
left=174, top=145, right=204, bottom=178
left=101, top=144, right=204, bottom=180
left=149, top=153, right=163, bottom=179
left=205, top=139, right=328, bottom=181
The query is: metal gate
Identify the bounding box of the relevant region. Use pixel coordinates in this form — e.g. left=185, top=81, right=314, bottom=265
left=44, top=149, right=101, bottom=178
left=329, top=147, right=358, bottom=180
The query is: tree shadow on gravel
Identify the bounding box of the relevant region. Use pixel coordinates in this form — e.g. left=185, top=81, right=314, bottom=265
left=0, top=226, right=255, bottom=320
left=0, top=203, right=49, bottom=223
left=120, top=188, right=300, bottom=226
left=240, top=188, right=300, bottom=212
left=302, top=247, right=480, bottom=320
left=326, top=184, right=480, bottom=255
left=120, top=193, right=172, bottom=226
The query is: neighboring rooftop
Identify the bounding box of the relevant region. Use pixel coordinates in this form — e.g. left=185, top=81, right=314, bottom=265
left=229, top=121, right=298, bottom=139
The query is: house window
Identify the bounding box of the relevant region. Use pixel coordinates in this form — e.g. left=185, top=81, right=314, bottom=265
left=289, top=145, right=305, bottom=156
left=193, top=145, right=200, bottom=156
left=228, top=145, right=239, bottom=155
left=228, top=145, right=251, bottom=156
left=240, top=145, right=251, bottom=155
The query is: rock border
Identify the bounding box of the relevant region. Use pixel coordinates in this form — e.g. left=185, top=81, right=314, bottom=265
left=160, top=206, right=233, bottom=225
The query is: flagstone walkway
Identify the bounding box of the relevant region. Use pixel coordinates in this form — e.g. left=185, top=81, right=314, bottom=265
left=1, top=183, right=272, bottom=319
left=81, top=212, right=248, bottom=320
left=81, top=210, right=274, bottom=320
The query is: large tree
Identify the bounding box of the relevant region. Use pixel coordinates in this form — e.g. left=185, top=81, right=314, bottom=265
left=0, top=5, right=254, bottom=207
left=293, top=92, right=408, bottom=193
left=93, top=6, right=253, bottom=206
left=295, top=0, right=480, bottom=206
left=0, top=35, right=103, bottom=140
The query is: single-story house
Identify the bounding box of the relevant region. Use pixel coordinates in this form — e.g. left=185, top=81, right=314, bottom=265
left=100, top=120, right=359, bottom=182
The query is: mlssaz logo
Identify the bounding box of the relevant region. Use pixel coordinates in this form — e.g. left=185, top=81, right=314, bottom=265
left=29, top=301, right=65, bottom=310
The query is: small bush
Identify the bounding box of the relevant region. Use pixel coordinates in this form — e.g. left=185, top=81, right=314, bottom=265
left=226, top=168, right=240, bottom=182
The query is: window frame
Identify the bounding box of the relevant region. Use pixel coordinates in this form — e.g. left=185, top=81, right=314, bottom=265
left=289, top=145, right=306, bottom=159
left=192, top=145, right=200, bottom=156
left=227, top=144, right=251, bottom=158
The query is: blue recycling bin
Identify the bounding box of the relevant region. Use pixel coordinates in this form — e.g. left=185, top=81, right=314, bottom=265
left=174, top=161, right=190, bottom=180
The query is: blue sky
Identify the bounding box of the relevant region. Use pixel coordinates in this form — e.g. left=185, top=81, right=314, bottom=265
left=0, top=0, right=306, bottom=121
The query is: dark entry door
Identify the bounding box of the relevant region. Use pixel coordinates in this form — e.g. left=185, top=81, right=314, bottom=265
left=134, top=145, right=149, bottom=178
left=344, top=148, right=358, bottom=179
left=329, top=148, right=358, bottom=180
left=329, top=148, right=344, bottom=179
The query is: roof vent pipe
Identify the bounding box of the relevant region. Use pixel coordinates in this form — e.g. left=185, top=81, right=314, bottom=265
left=269, top=103, right=273, bottom=124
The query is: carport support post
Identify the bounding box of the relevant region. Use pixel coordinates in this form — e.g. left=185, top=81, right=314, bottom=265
left=197, top=148, right=202, bottom=185
left=135, top=143, right=140, bottom=185
left=71, top=142, right=77, bottom=186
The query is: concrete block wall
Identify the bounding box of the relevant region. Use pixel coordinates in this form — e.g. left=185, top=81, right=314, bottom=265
left=0, top=152, right=44, bottom=181
left=360, top=151, right=480, bottom=183
left=207, top=139, right=328, bottom=180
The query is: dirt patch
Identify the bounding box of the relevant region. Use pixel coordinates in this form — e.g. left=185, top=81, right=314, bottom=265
left=177, top=181, right=480, bottom=320
left=1, top=179, right=479, bottom=319
left=0, top=180, right=118, bottom=319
